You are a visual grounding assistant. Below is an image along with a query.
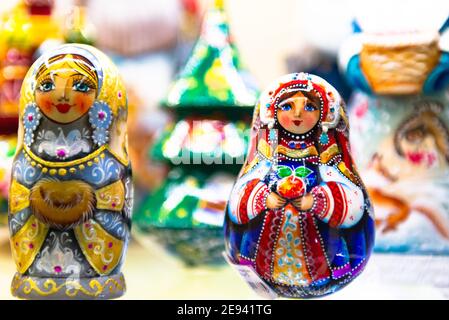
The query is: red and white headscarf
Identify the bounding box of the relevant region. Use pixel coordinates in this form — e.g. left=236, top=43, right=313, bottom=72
left=258, top=73, right=342, bottom=134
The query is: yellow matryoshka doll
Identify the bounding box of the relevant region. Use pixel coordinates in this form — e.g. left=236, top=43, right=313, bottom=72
left=8, top=44, right=133, bottom=299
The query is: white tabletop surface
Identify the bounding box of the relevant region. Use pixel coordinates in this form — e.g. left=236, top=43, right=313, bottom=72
left=0, top=227, right=447, bottom=300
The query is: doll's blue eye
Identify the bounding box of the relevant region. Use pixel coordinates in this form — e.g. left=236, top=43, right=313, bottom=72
left=73, top=82, right=91, bottom=93
left=39, top=81, right=55, bottom=92
left=304, top=104, right=317, bottom=112
left=280, top=103, right=292, bottom=111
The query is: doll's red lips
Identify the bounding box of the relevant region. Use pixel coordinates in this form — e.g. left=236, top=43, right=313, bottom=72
left=55, top=103, right=72, bottom=113
left=293, top=120, right=302, bottom=126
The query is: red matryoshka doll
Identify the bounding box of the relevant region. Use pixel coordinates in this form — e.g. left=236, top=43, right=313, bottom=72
left=224, top=73, right=375, bottom=298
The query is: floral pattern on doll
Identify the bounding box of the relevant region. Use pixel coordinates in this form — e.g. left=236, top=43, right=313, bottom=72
left=12, top=154, right=42, bottom=187
left=23, top=104, right=42, bottom=147
left=33, top=231, right=89, bottom=277
left=8, top=44, right=132, bottom=299
left=88, top=101, right=113, bottom=146
left=36, top=128, right=91, bottom=160
left=274, top=209, right=310, bottom=286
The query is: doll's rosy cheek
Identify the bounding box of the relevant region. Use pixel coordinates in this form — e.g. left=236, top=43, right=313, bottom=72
left=74, top=94, right=94, bottom=114
left=278, top=113, right=291, bottom=126
left=303, top=112, right=319, bottom=127
left=36, top=94, right=53, bottom=113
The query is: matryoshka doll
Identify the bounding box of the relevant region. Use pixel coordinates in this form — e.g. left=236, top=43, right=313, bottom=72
left=8, top=44, right=133, bottom=299
left=225, top=73, right=375, bottom=298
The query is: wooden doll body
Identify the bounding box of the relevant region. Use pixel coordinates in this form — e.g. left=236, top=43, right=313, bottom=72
left=224, top=73, right=374, bottom=298
left=8, top=44, right=132, bottom=299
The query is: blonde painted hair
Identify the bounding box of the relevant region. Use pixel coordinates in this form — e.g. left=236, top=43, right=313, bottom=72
left=34, top=53, right=99, bottom=93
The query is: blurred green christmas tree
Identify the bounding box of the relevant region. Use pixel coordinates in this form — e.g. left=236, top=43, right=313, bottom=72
left=133, top=0, right=258, bottom=266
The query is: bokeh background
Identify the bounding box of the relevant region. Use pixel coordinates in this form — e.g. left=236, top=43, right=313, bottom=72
left=1, top=0, right=449, bottom=299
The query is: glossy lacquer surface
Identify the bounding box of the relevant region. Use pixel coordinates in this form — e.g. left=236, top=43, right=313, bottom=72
left=8, top=44, right=132, bottom=299
left=225, top=73, right=375, bottom=298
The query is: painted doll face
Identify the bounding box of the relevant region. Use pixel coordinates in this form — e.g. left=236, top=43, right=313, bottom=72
left=399, top=125, right=439, bottom=168
left=277, top=91, right=320, bottom=134
left=34, top=58, right=98, bottom=124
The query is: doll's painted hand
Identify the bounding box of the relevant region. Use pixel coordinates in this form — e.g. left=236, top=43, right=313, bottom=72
left=266, top=192, right=287, bottom=209
left=292, top=193, right=314, bottom=211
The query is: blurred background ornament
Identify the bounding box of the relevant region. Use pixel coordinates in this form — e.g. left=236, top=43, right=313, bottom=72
left=86, top=0, right=180, bottom=57
left=174, top=0, right=202, bottom=71
left=133, top=0, right=259, bottom=266
left=63, top=0, right=95, bottom=45
left=0, top=135, right=17, bottom=241
left=340, top=6, right=449, bottom=293
left=285, top=0, right=353, bottom=102
left=0, top=0, right=62, bottom=133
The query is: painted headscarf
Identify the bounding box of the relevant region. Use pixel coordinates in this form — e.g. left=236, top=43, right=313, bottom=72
left=17, top=44, right=128, bottom=163
left=248, top=73, right=356, bottom=182
left=259, top=73, right=341, bottom=132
